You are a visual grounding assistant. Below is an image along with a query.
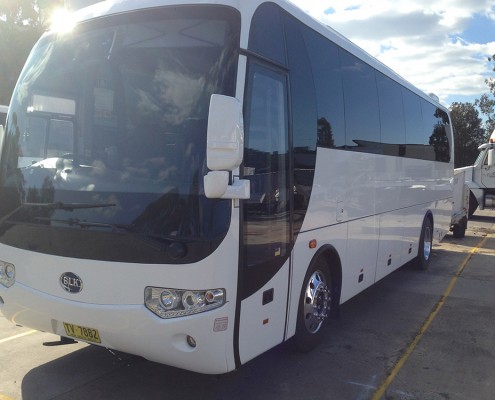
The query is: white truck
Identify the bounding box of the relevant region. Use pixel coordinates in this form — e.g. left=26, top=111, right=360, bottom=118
left=450, top=168, right=469, bottom=238
left=455, top=129, right=495, bottom=217
left=0, top=104, right=7, bottom=126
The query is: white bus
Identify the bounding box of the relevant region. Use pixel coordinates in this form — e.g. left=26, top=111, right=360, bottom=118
left=0, top=0, right=453, bottom=374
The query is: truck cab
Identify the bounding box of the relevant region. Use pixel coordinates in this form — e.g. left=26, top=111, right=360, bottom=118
left=456, top=129, right=495, bottom=216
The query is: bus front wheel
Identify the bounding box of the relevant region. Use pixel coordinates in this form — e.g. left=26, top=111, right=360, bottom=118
left=294, top=260, right=331, bottom=352
left=416, top=216, right=433, bottom=270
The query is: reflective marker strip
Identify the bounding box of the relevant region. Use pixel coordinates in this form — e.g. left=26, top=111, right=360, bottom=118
left=0, top=330, right=37, bottom=345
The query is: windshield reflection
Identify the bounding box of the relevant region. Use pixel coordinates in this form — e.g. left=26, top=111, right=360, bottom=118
left=0, top=6, right=239, bottom=264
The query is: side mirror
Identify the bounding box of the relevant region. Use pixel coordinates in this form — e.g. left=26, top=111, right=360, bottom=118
left=204, top=95, right=250, bottom=200
left=206, top=94, right=244, bottom=171
left=488, top=149, right=495, bottom=167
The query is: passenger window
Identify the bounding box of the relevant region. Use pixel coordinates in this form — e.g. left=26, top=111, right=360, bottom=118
left=284, top=16, right=317, bottom=157
left=423, top=103, right=450, bottom=162
left=284, top=15, right=317, bottom=236
left=437, top=109, right=452, bottom=163
left=341, top=50, right=381, bottom=152
left=248, top=3, right=286, bottom=66
left=302, top=26, right=345, bottom=148
left=376, top=72, right=406, bottom=156
left=403, top=89, right=426, bottom=160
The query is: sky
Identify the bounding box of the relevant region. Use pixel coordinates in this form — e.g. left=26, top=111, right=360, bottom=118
left=289, top=0, right=495, bottom=108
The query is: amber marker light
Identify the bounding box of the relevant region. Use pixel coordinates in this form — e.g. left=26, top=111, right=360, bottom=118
left=309, top=239, right=317, bottom=249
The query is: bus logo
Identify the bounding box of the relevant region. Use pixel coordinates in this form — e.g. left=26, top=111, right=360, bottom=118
left=60, top=272, right=83, bottom=294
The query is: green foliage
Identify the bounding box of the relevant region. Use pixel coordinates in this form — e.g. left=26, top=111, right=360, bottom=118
left=0, top=0, right=63, bottom=104
left=450, top=102, right=486, bottom=168
left=474, top=54, right=495, bottom=136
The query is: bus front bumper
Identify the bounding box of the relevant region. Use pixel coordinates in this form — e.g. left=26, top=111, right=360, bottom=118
left=0, top=282, right=235, bottom=374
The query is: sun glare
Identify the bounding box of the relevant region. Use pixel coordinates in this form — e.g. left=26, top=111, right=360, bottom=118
left=50, top=8, right=77, bottom=34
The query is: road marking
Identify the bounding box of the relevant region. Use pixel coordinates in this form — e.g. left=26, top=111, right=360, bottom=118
left=370, top=234, right=491, bottom=400
left=0, top=394, right=15, bottom=400
left=0, top=329, right=37, bottom=345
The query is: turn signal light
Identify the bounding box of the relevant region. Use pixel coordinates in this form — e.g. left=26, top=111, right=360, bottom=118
left=0, top=261, right=15, bottom=288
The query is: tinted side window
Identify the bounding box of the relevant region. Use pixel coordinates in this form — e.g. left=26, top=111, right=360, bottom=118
left=242, top=64, right=291, bottom=296
left=435, top=108, right=451, bottom=162
left=417, top=101, right=436, bottom=161
left=284, top=15, right=317, bottom=235
left=302, top=27, right=345, bottom=148
left=284, top=17, right=317, bottom=156
left=403, top=88, right=426, bottom=160
left=248, top=3, right=286, bottom=66
left=341, top=50, right=381, bottom=152
left=376, top=72, right=406, bottom=156
left=423, top=103, right=451, bottom=162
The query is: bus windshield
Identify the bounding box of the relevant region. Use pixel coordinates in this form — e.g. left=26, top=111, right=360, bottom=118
left=0, top=5, right=240, bottom=264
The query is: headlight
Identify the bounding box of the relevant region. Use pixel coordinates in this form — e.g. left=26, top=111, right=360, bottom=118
left=145, top=287, right=225, bottom=319
left=0, top=261, right=15, bottom=288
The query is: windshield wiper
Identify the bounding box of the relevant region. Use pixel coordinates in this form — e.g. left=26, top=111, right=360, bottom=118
left=37, top=217, right=131, bottom=231
left=0, top=202, right=117, bottom=225
left=23, top=202, right=116, bottom=211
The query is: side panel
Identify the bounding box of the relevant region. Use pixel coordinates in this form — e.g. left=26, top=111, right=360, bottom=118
left=240, top=0, right=454, bottom=354
left=341, top=216, right=379, bottom=303
left=375, top=155, right=404, bottom=281
left=238, top=262, right=290, bottom=364
left=375, top=211, right=404, bottom=282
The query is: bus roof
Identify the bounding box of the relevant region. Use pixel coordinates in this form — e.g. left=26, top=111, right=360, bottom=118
left=67, top=0, right=445, bottom=111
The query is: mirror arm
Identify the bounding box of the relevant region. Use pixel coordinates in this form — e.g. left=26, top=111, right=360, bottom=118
left=204, top=171, right=250, bottom=200
left=488, top=149, right=495, bottom=167
left=221, top=177, right=250, bottom=200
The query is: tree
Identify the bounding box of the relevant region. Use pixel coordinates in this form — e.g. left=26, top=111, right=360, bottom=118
left=0, top=0, right=64, bottom=105
left=475, top=53, right=495, bottom=136
left=450, top=102, right=486, bottom=168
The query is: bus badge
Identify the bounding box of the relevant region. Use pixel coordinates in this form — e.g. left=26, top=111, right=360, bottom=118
left=60, top=272, right=83, bottom=294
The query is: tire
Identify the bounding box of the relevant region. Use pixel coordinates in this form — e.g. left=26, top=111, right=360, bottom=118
left=452, top=224, right=466, bottom=238
left=416, top=216, right=433, bottom=270
left=468, top=192, right=478, bottom=218
left=294, top=259, right=332, bottom=352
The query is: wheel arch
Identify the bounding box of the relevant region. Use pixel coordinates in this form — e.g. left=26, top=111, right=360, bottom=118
left=424, top=210, right=434, bottom=228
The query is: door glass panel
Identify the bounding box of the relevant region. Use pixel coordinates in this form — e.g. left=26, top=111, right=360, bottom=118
left=243, top=65, right=290, bottom=274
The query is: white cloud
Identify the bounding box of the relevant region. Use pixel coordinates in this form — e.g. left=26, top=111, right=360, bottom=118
left=288, top=0, right=495, bottom=105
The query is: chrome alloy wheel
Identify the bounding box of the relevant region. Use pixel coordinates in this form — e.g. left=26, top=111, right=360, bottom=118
left=423, top=224, right=432, bottom=261
left=303, top=269, right=331, bottom=334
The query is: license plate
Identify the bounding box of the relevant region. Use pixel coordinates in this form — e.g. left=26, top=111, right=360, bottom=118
left=63, top=322, right=101, bottom=344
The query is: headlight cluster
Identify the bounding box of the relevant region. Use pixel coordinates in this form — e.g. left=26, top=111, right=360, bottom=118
left=145, top=287, right=225, bottom=319
left=0, top=261, right=15, bottom=288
